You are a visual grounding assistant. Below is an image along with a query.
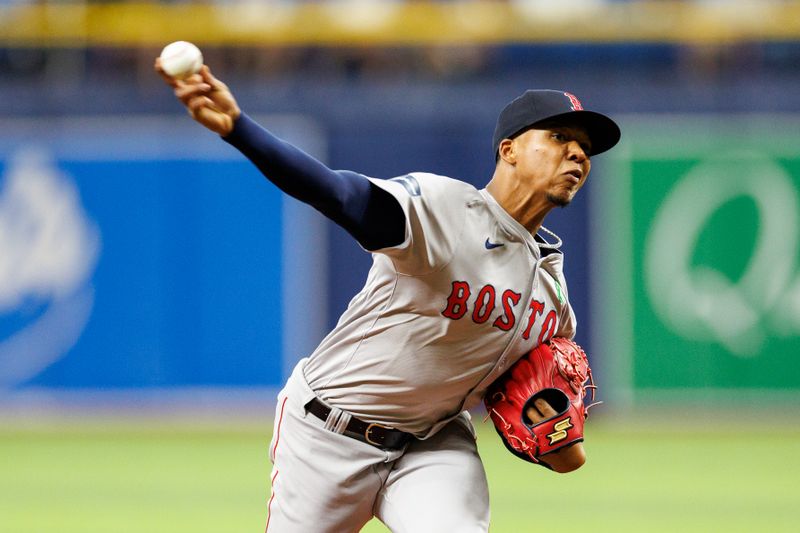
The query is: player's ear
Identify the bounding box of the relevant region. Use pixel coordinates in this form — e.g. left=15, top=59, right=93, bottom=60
left=498, top=138, right=516, bottom=165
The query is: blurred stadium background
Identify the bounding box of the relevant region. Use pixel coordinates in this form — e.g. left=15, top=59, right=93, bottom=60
left=1, top=0, right=800, bottom=531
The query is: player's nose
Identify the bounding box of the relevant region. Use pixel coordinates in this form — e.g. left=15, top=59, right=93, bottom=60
left=566, top=141, right=588, bottom=163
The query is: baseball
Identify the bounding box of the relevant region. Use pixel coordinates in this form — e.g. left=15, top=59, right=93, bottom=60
left=159, top=41, right=203, bottom=80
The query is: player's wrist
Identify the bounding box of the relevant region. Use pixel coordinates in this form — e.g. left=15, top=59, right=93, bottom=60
left=220, top=108, right=243, bottom=138
left=229, top=105, right=241, bottom=123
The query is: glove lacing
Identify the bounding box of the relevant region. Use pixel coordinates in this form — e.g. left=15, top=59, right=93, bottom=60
left=484, top=391, right=540, bottom=462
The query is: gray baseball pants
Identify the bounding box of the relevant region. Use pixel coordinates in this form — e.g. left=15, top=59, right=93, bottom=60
left=265, top=359, right=490, bottom=532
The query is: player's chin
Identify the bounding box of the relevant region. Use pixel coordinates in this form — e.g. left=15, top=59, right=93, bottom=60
left=546, top=191, right=573, bottom=208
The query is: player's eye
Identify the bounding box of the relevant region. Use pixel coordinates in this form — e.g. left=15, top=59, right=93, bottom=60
left=551, top=132, right=566, bottom=142
left=580, top=143, right=592, bottom=156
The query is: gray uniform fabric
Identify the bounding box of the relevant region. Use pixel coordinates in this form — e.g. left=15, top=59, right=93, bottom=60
left=267, top=359, right=489, bottom=533
left=267, top=172, right=576, bottom=531
left=305, top=172, right=576, bottom=435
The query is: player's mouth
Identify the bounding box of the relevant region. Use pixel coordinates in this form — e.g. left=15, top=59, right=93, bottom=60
left=564, top=169, right=583, bottom=184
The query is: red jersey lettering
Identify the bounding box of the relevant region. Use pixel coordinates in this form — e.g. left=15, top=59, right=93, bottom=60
left=522, top=299, right=545, bottom=340
left=493, top=289, right=521, bottom=331
left=442, top=281, right=471, bottom=320
left=537, top=310, right=558, bottom=345
left=472, top=284, right=496, bottom=324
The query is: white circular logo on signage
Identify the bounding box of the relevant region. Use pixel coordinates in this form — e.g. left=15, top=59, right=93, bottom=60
left=0, top=148, right=100, bottom=387
left=644, top=152, right=799, bottom=356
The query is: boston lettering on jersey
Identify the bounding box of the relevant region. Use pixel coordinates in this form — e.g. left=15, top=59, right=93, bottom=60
left=441, top=281, right=558, bottom=344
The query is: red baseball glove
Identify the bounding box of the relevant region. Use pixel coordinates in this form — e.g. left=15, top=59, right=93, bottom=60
left=484, top=337, right=599, bottom=468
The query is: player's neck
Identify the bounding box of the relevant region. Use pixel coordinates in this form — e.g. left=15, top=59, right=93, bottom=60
left=486, top=178, right=553, bottom=235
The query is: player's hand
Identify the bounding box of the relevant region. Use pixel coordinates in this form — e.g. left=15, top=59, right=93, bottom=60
left=155, top=60, right=241, bottom=136
left=527, top=398, right=586, bottom=473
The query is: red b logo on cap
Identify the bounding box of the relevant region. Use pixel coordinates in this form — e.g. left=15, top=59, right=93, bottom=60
left=564, top=92, right=583, bottom=111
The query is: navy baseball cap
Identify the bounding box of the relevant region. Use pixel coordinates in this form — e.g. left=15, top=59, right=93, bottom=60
left=492, top=90, right=621, bottom=158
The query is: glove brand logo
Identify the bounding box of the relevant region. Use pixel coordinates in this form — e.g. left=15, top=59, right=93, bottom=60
left=644, top=151, right=799, bottom=357
left=0, top=149, right=100, bottom=388
left=546, top=417, right=573, bottom=445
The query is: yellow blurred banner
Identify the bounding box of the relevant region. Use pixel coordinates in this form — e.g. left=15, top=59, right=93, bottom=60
left=1, top=0, right=800, bottom=48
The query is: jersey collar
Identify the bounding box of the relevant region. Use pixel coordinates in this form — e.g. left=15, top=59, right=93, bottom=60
left=479, top=189, right=564, bottom=257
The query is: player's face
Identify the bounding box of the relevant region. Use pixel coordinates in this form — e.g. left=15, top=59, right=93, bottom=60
left=512, top=125, right=592, bottom=207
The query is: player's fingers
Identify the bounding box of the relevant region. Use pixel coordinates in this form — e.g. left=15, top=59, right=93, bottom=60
left=526, top=398, right=558, bottom=424
left=534, top=398, right=558, bottom=418
left=184, top=72, right=204, bottom=84
left=154, top=58, right=179, bottom=87
left=187, top=95, right=215, bottom=115
left=174, top=80, right=211, bottom=97
left=201, top=65, right=229, bottom=91
left=174, top=82, right=212, bottom=103
left=526, top=406, right=543, bottom=424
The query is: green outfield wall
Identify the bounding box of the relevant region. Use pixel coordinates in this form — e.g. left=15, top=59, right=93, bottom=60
left=595, top=115, right=800, bottom=404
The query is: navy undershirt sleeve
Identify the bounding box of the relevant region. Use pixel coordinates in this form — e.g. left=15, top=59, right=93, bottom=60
left=222, top=113, right=406, bottom=250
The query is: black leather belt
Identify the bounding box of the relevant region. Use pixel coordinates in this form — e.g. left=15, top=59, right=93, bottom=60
left=305, top=397, right=414, bottom=451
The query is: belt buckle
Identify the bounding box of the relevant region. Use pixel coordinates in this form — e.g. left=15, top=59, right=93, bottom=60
left=365, top=422, right=391, bottom=446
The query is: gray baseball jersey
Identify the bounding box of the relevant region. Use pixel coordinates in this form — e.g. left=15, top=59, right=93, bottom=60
left=303, top=172, right=576, bottom=436
left=268, top=172, right=577, bottom=532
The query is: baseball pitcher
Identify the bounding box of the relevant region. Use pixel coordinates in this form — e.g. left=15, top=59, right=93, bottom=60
left=157, top=58, right=620, bottom=532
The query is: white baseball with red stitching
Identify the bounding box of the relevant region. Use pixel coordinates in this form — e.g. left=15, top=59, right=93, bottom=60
left=159, top=41, right=203, bottom=80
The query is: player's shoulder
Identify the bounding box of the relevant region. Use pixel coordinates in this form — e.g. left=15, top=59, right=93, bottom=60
left=387, top=172, right=482, bottom=201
